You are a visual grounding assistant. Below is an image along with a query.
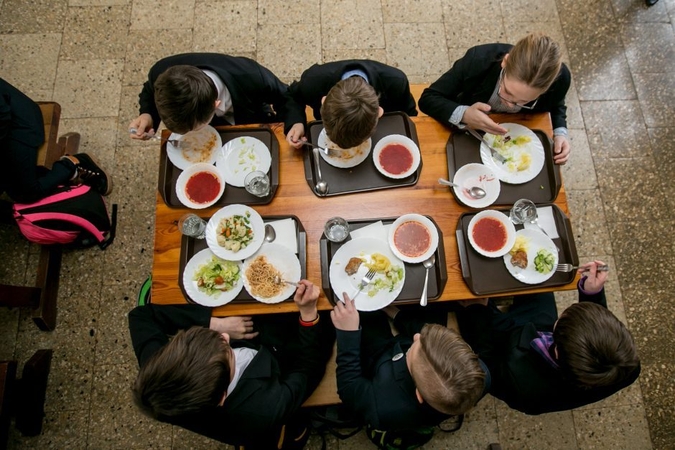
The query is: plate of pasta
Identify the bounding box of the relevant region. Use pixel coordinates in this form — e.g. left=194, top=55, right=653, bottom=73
left=206, top=204, right=265, bottom=261
left=480, top=123, right=545, bottom=184
left=242, top=243, right=301, bottom=304
left=183, top=248, right=244, bottom=307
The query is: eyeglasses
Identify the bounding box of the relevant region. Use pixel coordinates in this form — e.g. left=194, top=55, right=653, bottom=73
left=497, top=70, right=539, bottom=110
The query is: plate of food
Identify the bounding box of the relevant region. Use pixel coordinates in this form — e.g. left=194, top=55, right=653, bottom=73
left=329, top=237, right=406, bottom=311
left=175, top=163, right=225, bottom=209
left=317, top=128, right=372, bottom=168
left=388, top=214, right=439, bottom=264
left=372, top=134, right=421, bottom=179
left=215, top=136, right=272, bottom=187
left=480, top=123, right=545, bottom=184
left=205, top=204, right=265, bottom=261
left=503, top=228, right=558, bottom=284
left=452, top=163, right=500, bottom=208
left=167, top=125, right=222, bottom=170
left=467, top=210, right=517, bottom=258
left=183, top=248, right=244, bottom=307
left=242, top=243, right=301, bottom=304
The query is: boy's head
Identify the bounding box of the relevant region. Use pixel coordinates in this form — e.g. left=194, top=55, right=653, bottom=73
left=154, top=65, right=218, bottom=134
left=554, top=302, right=639, bottom=389
left=407, top=324, right=485, bottom=416
left=320, top=77, right=382, bottom=149
left=133, top=327, right=232, bottom=419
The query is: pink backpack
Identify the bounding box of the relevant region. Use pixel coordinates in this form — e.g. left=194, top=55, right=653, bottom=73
left=13, top=184, right=117, bottom=249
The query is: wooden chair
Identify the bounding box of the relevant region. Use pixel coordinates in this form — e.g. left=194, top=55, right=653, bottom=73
left=0, top=102, right=81, bottom=331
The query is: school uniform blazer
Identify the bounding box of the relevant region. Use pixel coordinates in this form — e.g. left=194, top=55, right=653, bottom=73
left=129, top=303, right=326, bottom=447
left=287, top=59, right=418, bottom=132
left=138, top=53, right=303, bottom=132
left=418, top=43, right=571, bottom=130
left=456, top=288, right=641, bottom=415
left=0, top=78, right=44, bottom=150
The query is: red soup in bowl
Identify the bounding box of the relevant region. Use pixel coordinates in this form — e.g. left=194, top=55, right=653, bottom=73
left=185, top=171, right=221, bottom=204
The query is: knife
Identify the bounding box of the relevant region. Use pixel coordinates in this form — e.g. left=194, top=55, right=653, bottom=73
left=467, top=128, right=507, bottom=164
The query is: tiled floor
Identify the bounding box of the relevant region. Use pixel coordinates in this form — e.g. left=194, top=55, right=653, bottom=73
left=1, top=0, right=673, bottom=448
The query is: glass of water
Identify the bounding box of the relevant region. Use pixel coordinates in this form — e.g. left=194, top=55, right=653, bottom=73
left=178, top=213, right=207, bottom=239
left=324, top=217, right=350, bottom=243
left=244, top=171, right=270, bottom=197
left=509, top=198, right=538, bottom=225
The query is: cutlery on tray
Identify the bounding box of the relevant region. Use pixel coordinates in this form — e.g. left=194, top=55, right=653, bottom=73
left=466, top=128, right=507, bottom=164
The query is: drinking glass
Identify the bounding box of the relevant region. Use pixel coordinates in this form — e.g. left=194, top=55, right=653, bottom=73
left=244, top=171, right=270, bottom=197
left=509, top=198, right=537, bottom=225
left=178, top=213, right=207, bottom=239
left=324, top=217, right=350, bottom=243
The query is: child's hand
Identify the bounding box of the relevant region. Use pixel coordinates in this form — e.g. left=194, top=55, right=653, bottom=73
left=553, top=135, right=570, bottom=165
left=129, top=114, right=155, bottom=140
left=578, top=260, right=608, bottom=293
left=462, top=103, right=508, bottom=135
left=286, top=123, right=306, bottom=149
left=210, top=316, right=258, bottom=340
left=330, top=293, right=360, bottom=331
left=293, top=280, right=320, bottom=322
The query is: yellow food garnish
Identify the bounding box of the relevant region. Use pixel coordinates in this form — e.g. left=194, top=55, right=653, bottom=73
left=511, top=135, right=532, bottom=146
left=364, top=253, right=391, bottom=273
left=517, top=152, right=532, bottom=171
left=509, top=236, right=530, bottom=256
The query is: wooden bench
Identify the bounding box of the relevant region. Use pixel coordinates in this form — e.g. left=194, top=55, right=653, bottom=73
left=0, top=102, right=81, bottom=331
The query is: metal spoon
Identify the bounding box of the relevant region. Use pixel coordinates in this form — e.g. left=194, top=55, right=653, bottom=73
left=420, top=255, right=436, bottom=307
left=438, top=178, right=487, bottom=199
left=264, top=224, right=276, bottom=243
left=273, top=275, right=299, bottom=287
left=312, top=147, right=329, bottom=195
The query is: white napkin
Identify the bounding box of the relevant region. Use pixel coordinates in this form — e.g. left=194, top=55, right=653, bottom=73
left=264, top=218, right=298, bottom=253
left=523, top=206, right=559, bottom=239
left=349, top=221, right=391, bottom=242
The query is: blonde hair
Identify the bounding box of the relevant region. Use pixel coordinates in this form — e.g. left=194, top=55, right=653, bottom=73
left=411, top=324, right=485, bottom=415
left=504, top=32, right=562, bottom=91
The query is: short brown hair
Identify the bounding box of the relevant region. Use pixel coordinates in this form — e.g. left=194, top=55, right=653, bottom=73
left=504, top=32, right=562, bottom=91
left=154, top=65, right=218, bottom=134
left=554, top=302, right=639, bottom=389
left=320, top=77, right=379, bottom=149
left=411, top=324, right=485, bottom=415
left=133, top=327, right=232, bottom=419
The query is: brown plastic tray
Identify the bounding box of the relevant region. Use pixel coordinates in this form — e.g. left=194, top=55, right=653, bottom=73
left=158, top=127, right=280, bottom=207
left=446, top=129, right=561, bottom=206
left=320, top=216, right=447, bottom=305
left=303, top=112, right=421, bottom=197
left=178, top=215, right=307, bottom=305
left=456, top=205, right=578, bottom=296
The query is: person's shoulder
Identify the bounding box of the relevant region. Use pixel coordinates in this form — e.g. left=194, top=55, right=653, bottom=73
left=463, top=43, right=512, bottom=61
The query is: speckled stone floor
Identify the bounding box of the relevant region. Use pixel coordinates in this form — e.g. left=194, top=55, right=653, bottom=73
left=0, top=0, right=673, bottom=449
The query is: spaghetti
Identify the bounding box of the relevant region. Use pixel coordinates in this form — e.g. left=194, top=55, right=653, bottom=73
left=245, top=255, right=284, bottom=298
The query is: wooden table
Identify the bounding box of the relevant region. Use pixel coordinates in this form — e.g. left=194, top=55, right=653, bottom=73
left=151, top=112, right=578, bottom=316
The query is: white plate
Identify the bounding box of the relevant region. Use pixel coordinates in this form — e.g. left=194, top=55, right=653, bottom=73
left=467, top=210, right=517, bottom=258
left=242, top=243, right=301, bottom=304
left=453, top=163, right=501, bottom=208
left=388, top=214, right=439, bottom=264
left=215, top=136, right=272, bottom=187
left=480, top=123, right=545, bottom=184
left=317, top=128, right=372, bottom=168
left=503, top=228, right=558, bottom=284
left=205, top=205, right=265, bottom=261
left=372, top=134, right=421, bottom=179
left=175, top=163, right=225, bottom=209
left=329, top=237, right=406, bottom=311
left=183, top=248, right=244, bottom=307
left=167, top=125, right=222, bottom=170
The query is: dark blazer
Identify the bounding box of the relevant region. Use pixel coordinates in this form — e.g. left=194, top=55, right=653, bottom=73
left=287, top=59, right=418, bottom=133
left=419, top=43, right=571, bottom=130
left=129, top=304, right=327, bottom=447
left=0, top=78, right=44, bottom=150
left=456, top=287, right=641, bottom=415
left=138, top=53, right=303, bottom=132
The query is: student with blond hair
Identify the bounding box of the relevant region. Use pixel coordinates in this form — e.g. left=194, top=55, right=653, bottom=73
left=419, top=32, right=572, bottom=164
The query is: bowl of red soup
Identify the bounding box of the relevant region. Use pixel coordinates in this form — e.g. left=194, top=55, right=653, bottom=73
left=176, top=163, right=225, bottom=209
left=373, top=134, right=421, bottom=179
left=388, top=214, right=439, bottom=263
left=467, top=210, right=516, bottom=258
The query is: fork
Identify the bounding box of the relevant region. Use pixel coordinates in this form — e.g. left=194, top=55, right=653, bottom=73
left=352, top=269, right=377, bottom=298
left=466, top=128, right=507, bottom=164
left=129, top=128, right=182, bottom=147
left=556, top=264, right=609, bottom=273
left=299, top=141, right=337, bottom=157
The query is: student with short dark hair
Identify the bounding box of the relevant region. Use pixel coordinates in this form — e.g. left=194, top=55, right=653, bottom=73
left=456, top=261, right=640, bottom=415
left=129, top=53, right=304, bottom=138
left=286, top=60, right=418, bottom=149
left=129, top=280, right=333, bottom=448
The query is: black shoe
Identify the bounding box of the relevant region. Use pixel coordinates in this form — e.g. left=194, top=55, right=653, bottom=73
left=72, top=153, right=112, bottom=196
left=646, top=0, right=659, bottom=5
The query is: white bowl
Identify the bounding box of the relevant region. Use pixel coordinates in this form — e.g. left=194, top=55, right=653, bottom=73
left=467, top=210, right=516, bottom=258
left=453, top=163, right=500, bottom=208
left=175, top=163, right=225, bottom=209
left=388, top=214, right=439, bottom=263
left=373, top=134, right=421, bottom=179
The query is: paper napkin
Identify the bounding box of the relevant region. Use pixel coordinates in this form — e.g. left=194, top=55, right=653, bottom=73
left=265, top=218, right=298, bottom=253
left=349, top=220, right=392, bottom=242
left=523, top=206, right=559, bottom=239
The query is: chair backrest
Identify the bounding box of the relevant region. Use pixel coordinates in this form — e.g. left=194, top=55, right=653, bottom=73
left=35, top=102, right=62, bottom=168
